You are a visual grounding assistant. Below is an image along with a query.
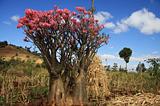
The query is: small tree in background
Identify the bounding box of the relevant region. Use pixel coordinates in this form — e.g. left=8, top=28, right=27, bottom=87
left=17, top=7, right=108, bottom=105
left=136, top=62, right=146, bottom=73
left=146, top=58, right=160, bottom=77
left=0, top=41, right=8, bottom=48
left=146, top=58, right=160, bottom=91
left=119, top=47, right=132, bottom=71
left=112, top=63, right=118, bottom=71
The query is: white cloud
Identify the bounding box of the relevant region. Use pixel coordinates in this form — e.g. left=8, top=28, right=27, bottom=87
left=2, top=21, right=11, bottom=25
left=99, top=54, right=160, bottom=62
left=10, top=15, right=20, bottom=22
left=100, top=54, right=121, bottom=61
left=94, top=11, right=116, bottom=29
left=113, top=8, right=160, bottom=35
left=113, top=21, right=128, bottom=33
left=104, top=22, right=115, bottom=29
left=98, top=54, right=160, bottom=69
left=94, top=11, right=113, bottom=24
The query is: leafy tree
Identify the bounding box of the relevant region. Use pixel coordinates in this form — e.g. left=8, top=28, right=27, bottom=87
left=119, top=65, right=127, bottom=72
left=146, top=58, right=160, bottom=77
left=112, top=63, right=118, bottom=71
left=17, top=7, right=108, bottom=105
left=105, top=65, right=111, bottom=71
left=0, top=41, right=8, bottom=48
left=136, top=62, right=146, bottom=73
left=119, top=47, right=132, bottom=71
left=146, top=58, right=160, bottom=91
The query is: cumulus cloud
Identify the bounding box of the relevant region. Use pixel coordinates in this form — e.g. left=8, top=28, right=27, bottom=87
left=94, top=11, right=115, bottom=29
left=94, top=11, right=113, bottom=23
left=100, top=54, right=121, bottom=61
left=113, top=21, right=128, bottom=33
left=10, top=15, right=20, bottom=22
left=113, top=8, right=160, bottom=35
left=104, top=22, right=115, bottom=29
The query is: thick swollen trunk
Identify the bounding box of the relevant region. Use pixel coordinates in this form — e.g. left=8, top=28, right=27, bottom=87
left=72, top=71, right=87, bottom=105
left=48, top=76, right=65, bottom=106
left=48, top=72, right=87, bottom=106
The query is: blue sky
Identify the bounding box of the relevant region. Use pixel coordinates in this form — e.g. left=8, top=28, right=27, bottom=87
left=0, top=0, right=160, bottom=69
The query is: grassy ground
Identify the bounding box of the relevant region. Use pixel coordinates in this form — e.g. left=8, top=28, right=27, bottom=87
left=0, top=58, right=160, bottom=105
left=107, top=71, right=160, bottom=95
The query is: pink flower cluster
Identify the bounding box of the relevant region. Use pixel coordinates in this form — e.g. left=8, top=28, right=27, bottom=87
left=17, top=7, right=108, bottom=45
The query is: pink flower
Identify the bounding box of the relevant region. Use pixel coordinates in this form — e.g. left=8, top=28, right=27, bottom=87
left=25, top=9, right=33, bottom=15
left=72, top=12, right=76, bottom=16
left=81, top=18, right=88, bottom=23
left=17, top=23, right=23, bottom=28
left=56, top=9, right=63, bottom=14
left=99, top=25, right=104, bottom=30
left=42, top=22, right=51, bottom=27
left=17, top=7, right=108, bottom=46
left=89, top=25, right=94, bottom=29
left=89, top=17, right=94, bottom=23
left=71, top=19, right=77, bottom=24
left=76, top=7, right=85, bottom=12
left=50, top=20, right=56, bottom=25
left=95, top=20, right=98, bottom=23
left=83, top=10, right=88, bottom=15
left=87, top=11, right=92, bottom=15
left=62, top=13, right=69, bottom=20
left=83, top=29, right=87, bottom=33
left=63, top=8, right=70, bottom=14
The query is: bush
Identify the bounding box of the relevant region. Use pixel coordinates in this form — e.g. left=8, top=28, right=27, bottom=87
left=0, top=41, right=8, bottom=48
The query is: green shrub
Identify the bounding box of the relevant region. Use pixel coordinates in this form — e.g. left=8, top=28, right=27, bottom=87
left=0, top=41, right=8, bottom=48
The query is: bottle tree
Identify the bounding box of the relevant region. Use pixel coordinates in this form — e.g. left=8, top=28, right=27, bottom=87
left=17, top=7, right=108, bottom=105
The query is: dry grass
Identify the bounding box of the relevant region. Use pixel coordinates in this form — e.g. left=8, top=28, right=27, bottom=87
left=0, top=45, right=42, bottom=64
left=107, top=71, right=160, bottom=95
left=0, top=57, right=160, bottom=105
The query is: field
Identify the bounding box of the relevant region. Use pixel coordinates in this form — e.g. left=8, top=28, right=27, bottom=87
left=0, top=45, right=160, bottom=106
left=0, top=58, right=160, bottom=105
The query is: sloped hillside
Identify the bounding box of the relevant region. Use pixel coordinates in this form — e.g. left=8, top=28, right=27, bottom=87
left=0, top=45, right=42, bottom=63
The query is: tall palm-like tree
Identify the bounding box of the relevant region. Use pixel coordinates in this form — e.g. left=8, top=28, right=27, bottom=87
left=119, top=47, right=132, bottom=71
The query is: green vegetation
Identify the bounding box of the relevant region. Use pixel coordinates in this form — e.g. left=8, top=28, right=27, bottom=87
left=0, top=41, right=8, bottom=48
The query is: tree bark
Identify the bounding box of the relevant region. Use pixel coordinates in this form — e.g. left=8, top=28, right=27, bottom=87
left=48, top=76, right=65, bottom=106
left=72, top=70, right=87, bottom=105
left=126, top=62, right=127, bottom=71
left=48, top=71, right=87, bottom=106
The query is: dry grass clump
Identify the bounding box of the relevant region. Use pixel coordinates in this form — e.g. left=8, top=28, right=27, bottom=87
left=106, top=93, right=160, bottom=106
left=86, top=56, right=110, bottom=104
